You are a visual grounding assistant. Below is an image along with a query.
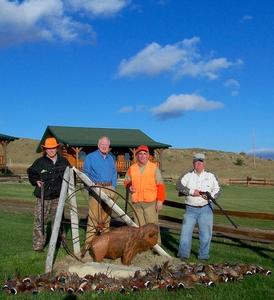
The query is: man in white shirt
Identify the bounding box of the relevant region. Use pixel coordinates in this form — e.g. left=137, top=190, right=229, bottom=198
left=175, top=153, right=221, bottom=260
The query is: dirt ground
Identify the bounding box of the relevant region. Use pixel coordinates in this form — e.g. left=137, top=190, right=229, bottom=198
left=0, top=198, right=36, bottom=214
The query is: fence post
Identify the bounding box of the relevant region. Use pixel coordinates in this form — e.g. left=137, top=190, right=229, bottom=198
left=45, top=166, right=70, bottom=274
left=72, top=166, right=172, bottom=258
left=68, top=168, right=80, bottom=255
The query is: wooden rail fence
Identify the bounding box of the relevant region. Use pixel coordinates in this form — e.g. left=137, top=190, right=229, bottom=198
left=229, top=177, right=274, bottom=187
left=0, top=174, right=28, bottom=182
left=1, top=175, right=273, bottom=243
left=159, top=200, right=274, bottom=243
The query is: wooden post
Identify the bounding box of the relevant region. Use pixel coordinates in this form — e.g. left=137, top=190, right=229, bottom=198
left=71, top=146, right=83, bottom=169
left=72, top=167, right=172, bottom=259
left=45, top=167, right=70, bottom=274
left=68, top=168, right=80, bottom=255
left=0, top=141, right=10, bottom=174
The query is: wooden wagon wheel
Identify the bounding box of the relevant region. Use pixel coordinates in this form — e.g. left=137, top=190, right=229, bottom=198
left=61, top=184, right=140, bottom=261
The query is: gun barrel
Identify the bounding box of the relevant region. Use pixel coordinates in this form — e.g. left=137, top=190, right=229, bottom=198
left=41, top=182, right=45, bottom=235
left=203, top=191, right=238, bottom=229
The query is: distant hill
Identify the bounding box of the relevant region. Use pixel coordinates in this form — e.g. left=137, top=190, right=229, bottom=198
left=161, top=148, right=274, bottom=184
left=3, top=138, right=274, bottom=184
left=6, top=138, right=41, bottom=165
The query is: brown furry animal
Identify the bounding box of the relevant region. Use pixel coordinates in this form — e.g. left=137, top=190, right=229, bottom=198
left=88, top=223, right=159, bottom=265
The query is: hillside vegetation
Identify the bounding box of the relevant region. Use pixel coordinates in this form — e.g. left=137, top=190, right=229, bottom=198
left=3, top=138, right=274, bottom=184
left=161, top=148, right=274, bottom=184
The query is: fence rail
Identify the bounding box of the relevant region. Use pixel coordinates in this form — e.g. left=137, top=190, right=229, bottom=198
left=229, top=178, right=274, bottom=187
left=0, top=174, right=28, bottom=182
left=1, top=174, right=273, bottom=243
left=159, top=200, right=274, bottom=243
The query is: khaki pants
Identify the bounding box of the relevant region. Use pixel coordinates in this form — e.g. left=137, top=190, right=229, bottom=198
left=133, top=200, right=161, bottom=245
left=85, top=186, right=115, bottom=244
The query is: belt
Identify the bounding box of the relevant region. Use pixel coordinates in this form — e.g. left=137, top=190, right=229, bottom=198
left=94, top=182, right=112, bottom=187
left=186, top=203, right=209, bottom=208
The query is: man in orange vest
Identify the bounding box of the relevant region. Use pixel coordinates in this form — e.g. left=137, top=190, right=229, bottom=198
left=124, top=145, right=166, bottom=245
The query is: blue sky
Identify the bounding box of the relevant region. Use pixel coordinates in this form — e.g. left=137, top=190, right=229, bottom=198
left=0, top=0, right=273, bottom=159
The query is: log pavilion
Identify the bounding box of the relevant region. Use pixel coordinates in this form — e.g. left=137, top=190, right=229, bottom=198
left=37, top=126, right=171, bottom=177
left=0, top=133, right=19, bottom=174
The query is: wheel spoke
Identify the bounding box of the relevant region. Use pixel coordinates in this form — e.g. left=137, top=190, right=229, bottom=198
left=61, top=183, right=140, bottom=261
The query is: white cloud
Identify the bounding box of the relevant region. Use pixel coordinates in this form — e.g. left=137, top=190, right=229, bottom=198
left=66, top=0, right=130, bottom=17
left=150, top=93, right=224, bottom=121
left=117, top=38, right=197, bottom=77
left=0, top=0, right=129, bottom=46
left=224, top=79, right=240, bottom=96
left=224, top=79, right=240, bottom=88
left=231, top=90, right=239, bottom=96
left=246, top=148, right=274, bottom=160
left=116, top=37, right=243, bottom=80
left=136, top=105, right=147, bottom=111
left=117, top=106, right=133, bottom=113
left=240, top=15, right=253, bottom=22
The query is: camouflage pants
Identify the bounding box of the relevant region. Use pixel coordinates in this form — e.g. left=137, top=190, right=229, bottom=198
left=33, top=198, right=65, bottom=251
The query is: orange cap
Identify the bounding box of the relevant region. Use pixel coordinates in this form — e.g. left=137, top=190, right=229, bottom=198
left=136, top=145, right=149, bottom=153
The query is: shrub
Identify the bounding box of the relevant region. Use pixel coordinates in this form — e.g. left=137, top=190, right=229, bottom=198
left=235, top=158, right=244, bottom=166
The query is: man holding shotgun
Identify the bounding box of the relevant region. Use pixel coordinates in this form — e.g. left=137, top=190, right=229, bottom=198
left=27, top=137, right=70, bottom=252
left=175, top=153, right=221, bottom=260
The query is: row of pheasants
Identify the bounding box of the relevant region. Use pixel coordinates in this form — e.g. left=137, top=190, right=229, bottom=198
left=2, top=261, right=272, bottom=295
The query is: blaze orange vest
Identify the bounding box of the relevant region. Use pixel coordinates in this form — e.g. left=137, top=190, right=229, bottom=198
left=130, top=162, right=157, bottom=203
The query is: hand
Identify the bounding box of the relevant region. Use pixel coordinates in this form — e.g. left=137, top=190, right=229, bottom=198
left=37, top=180, right=42, bottom=188
left=129, top=186, right=136, bottom=194
left=156, top=202, right=163, bottom=212
left=193, top=189, right=201, bottom=197
left=201, top=193, right=208, bottom=200
left=199, top=191, right=208, bottom=200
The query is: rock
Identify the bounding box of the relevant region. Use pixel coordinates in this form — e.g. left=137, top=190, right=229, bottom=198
left=69, top=262, right=145, bottom=279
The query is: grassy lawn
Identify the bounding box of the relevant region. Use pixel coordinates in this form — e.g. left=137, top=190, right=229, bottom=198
left=160, top=183, right=274, bottom=229
left=0, top=181, right=274, bottom=299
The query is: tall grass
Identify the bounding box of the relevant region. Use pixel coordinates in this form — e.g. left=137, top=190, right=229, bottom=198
left=0, top=181, right=274, bottom=299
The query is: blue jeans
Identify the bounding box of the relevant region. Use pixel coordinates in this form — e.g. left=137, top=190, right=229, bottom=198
left=177, top=203, right=213, bottom=260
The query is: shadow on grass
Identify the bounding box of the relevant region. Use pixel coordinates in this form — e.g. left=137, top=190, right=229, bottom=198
left=212, top=233, right=274, bottom=260
left=160, top=227, right=274, bottom=262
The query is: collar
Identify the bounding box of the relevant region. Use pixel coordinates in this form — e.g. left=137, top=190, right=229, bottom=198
left=138, top=160, right=149, bottom=167
left=194, top=169, right=205, bottom=175
left=46, top=154, right=57, bottom=164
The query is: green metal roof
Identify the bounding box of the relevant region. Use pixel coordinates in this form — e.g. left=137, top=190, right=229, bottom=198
left=36, top=125, right=171, bottom=153
left=0, top=134, right=20, bottom=142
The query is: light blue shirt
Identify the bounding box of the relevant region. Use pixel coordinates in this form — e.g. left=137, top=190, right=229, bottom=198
left=82, top=149, right=117, bottom=188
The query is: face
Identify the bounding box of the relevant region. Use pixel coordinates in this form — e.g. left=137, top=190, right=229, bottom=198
left=45, top=147, right=58, bottom=159
left=137, top=151, right=149, bottom=166
left=98, top=137, right=110, bottom=155
left=193, top=159, right=205, bottom=174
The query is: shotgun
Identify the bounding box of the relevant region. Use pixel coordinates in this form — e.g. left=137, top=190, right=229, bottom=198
left=41, top=181, right=45, bottom=235
left=125, top=182, right=131, bottom=214
left=201, top=191, right=238, bottom=229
